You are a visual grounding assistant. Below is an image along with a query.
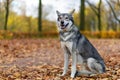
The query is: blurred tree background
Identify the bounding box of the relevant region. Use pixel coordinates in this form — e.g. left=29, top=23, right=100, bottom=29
left=0, top=0, right=120, bottom=39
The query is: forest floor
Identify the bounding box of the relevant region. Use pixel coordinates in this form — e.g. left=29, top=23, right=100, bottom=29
left=0, top=38, right=120, bottom=80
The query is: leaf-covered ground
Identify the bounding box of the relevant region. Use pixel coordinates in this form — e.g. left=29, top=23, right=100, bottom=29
left=0, top=38, right=120, bottom=80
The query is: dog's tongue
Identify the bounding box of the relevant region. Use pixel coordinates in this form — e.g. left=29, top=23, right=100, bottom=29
left=61, top=23, right=69, bottom=29
left=61, top=25, right=65, bottom=29
left=61, top=24, right=64, bottom=27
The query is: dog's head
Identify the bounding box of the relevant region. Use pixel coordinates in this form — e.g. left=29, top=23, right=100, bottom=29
left=56, top=9, right=75, bottom=32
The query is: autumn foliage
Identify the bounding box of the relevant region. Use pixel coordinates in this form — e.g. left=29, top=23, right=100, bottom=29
left=0, top=38, right=120, bottom=79
left=1, top=30, right=120, bottom=39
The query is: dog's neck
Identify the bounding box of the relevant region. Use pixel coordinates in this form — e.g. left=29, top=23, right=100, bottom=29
left=59, top=25, right=79, bottom=42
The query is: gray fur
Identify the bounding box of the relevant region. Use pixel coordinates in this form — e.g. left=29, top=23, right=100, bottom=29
left=56, top=9, right=106, bottom=78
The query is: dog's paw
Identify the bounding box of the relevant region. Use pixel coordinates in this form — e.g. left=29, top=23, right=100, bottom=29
left=89, top=74, right=97, bottom=77
left=70, top=73, right=75, bottom=78
left=74, top=70, right=79, bottom=77
left=70, top=71, right=78, bottom=78
left=61, top=73, right=66, bottom=76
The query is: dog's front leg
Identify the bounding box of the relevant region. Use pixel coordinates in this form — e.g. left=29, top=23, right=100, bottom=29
left=71, top=52, right=77, bottom=78
left=62, top=50, right=70, bottom=76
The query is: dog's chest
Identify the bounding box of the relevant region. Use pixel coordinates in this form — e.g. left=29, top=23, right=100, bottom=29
left=61, top=41, right=74, bottom=52
left=60, top=31, right=75, bottom=41
left=62, top=32, right=71, bottom=37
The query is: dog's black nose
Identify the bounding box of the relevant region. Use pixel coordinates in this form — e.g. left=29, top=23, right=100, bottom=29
left=61, top=21, right=64, bottom=24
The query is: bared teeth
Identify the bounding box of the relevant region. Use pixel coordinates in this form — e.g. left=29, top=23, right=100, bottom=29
left=60, top=23, right=69, bottom=29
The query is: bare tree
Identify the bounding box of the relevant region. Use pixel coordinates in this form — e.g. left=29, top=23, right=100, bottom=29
left=42, top=5, right=52, bottom=20
left=20, top=2, right=32, bottom=32
left=0, top=1, right=3, bottom=12
left=3, top=0, right=13, bottom=30
left=80, top=0, right=85, bottom=31
left=86, top=0, right=102, bottom=31
left=0, top=1, right=5, bottom=29
left=26, top=17, right=32, bottom=33
left=107, top=0, right=120, bottom=25
left=110, top=0, right=120, bottom=7
left=4, top=0, right=10, bottom=30
left=38, top=0, right=42, bottom=32
left=118, top=0, right=120, bottom=6
left=106, top=0, right=120, bottom=23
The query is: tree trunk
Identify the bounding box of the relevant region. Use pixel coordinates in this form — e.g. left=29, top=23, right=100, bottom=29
left=4, top=0, right=9, bottom=30
left=106, top=0, right=120, bottom=23
left=98, top=0, right=102, bottom=31
left=38, top=0, right=42, bottom=32
left=80, top=0, right=85, bottom=31
left=86, top=0, right=102, bottom=31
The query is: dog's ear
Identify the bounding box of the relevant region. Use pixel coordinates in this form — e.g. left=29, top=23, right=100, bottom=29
left=56, top=10, right=61, bottom=16
left=70, top=9, right=75, bottom=15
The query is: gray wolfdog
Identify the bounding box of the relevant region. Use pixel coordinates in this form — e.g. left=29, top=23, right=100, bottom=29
left=56, top=9, right=106, bottom=78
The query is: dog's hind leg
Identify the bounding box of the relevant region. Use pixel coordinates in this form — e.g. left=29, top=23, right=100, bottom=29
left=76, top=54, right=93, bottom=76
left=76, top=58, right=106, bottom=77
left=76, top=62, right=93, bottom=76
left=76, top=69, right=92, bottom=76
left=87, top=58, right=106, bottom=74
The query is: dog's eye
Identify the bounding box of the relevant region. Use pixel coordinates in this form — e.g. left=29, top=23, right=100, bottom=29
left=65, top=17, right=69, bottom=19
left=59, top=17, right=62, bottom=20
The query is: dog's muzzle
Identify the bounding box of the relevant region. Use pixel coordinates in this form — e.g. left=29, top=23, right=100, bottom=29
left=61, top=23, right=69, bottom=29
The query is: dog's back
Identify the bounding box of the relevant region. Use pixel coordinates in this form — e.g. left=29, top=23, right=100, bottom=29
left=76, top=32, right=106, bottom=73
left=77, top=34, right=103, bottom=60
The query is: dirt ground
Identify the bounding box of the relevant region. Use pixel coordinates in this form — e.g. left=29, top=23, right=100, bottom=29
left=0, top=38, right=120, bottom=80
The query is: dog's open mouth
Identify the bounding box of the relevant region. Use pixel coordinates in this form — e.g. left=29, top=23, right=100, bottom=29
left=61, top=23, right=69, bottom=29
